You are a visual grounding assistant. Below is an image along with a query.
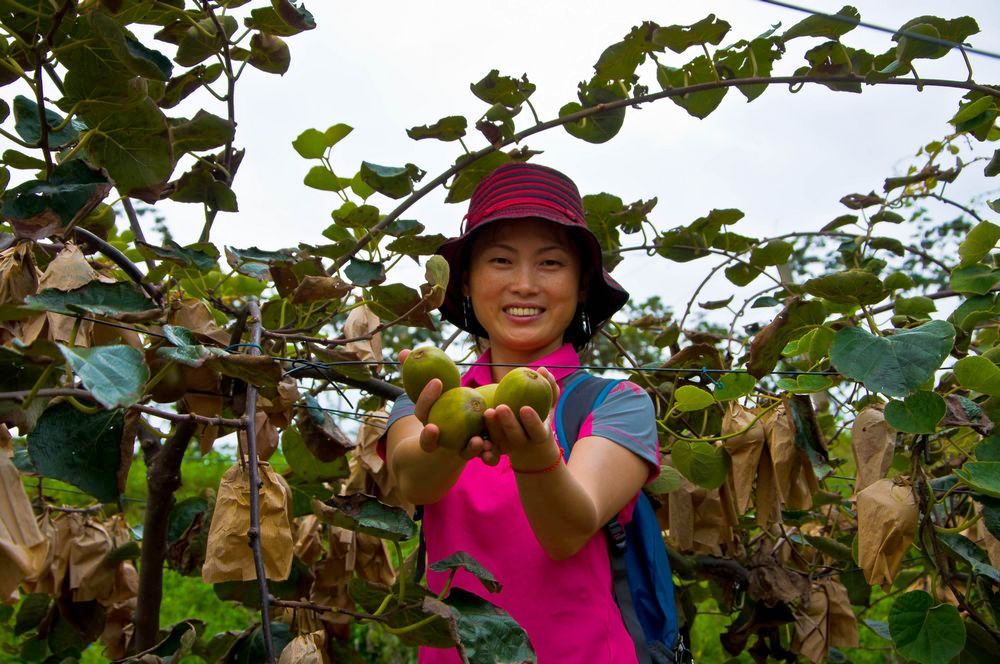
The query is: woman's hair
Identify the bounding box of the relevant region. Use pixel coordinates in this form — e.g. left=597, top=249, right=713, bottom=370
left=460, top=219, right=597, bottom=351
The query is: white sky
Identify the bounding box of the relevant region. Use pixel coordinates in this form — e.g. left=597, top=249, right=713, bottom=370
left=10, top=1, right=1000, bottom=321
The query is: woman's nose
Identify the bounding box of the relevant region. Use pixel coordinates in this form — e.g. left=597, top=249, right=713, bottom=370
left=509, top=264, right=539, bottom=293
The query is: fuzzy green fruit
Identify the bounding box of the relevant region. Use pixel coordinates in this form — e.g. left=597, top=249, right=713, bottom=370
left=428, top=387, right=487, bottom=451
left=475, top=383, right=498, bottom=408
left=494, top=368, right=553, bottom=422
left=401, top=346, right=460, bottom=402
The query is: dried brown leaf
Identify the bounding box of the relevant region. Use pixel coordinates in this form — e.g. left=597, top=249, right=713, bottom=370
left=941, top=395, right=994, bottom=436
left=290, top=275, right=351, bottom=305
left=747, top=548, right=810, bottom=607
left=37, top=243, right=110, bottom=291
left=168, top=298, right=230, bottom=345
left=856, top=478, right=918, bottom=588
left=851, top=405, right=895, bottom=494
left=722, top=403, right=766, bottom=514
left=202, top=462, right=293, bottom=583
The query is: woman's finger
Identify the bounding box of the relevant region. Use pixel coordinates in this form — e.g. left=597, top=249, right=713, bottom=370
left=495, top=404, right=529, bottom=445
left=413, top=378, right=443, bottom=423
left=418, top=423, right=440, bottom=453
left=519, top=405, right=551, bottom=443
left=398, top=348, right=411, bottom=364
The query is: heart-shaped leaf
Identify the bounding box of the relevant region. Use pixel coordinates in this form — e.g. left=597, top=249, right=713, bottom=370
left=888, top=590, right=965, bottom=664
left=60, top=344, right=149, bottom=408
left=953, top=355, right=1000, bottom=397
left=713, top=373, right=757, bottom=401
left=671, top=441, right=729, bottom=490
left=955, top=462, right=1000, bottom=498
left=830, top=320, right=955, bottom=398
left=430, top=552, right=502, bottom=594
left=884, top=391, right=945, bottom=434
left=674, top=385, right=715, bottom=412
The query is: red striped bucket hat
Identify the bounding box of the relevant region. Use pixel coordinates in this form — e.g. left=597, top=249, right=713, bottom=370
left=437, top=161, right=629, bottom=342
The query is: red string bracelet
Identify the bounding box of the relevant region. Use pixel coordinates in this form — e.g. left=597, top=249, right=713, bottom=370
left=511, top=455, right=563, bottom=475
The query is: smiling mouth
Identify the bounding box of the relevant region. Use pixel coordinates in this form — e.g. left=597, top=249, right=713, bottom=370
left=504, top=306, right=545, bottom=317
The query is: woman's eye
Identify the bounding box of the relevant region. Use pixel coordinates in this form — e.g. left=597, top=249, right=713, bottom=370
left=542, top=259, right=564, bottom=267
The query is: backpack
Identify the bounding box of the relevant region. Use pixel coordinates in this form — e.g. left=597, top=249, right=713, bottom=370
left=555, top=371, right=688, bottom=664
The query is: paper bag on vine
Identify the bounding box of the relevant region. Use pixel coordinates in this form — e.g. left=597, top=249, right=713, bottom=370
left=851, top=405, right=896, bottom=494
left=857, top=478, right=918, bottom=588
left=667, top=475, right=738, bottom=556
left=721, top=403, right=766, bottom=515
left=0, top=452, right=49, bottom=598
left=344, top=304, right=382, bottom=365
left=310, top=527, right=357, bottom=626
left=345, top=413, right=413, bottom=513
left=764, top=406, right=816, bottom=511
left=202, top=462, right=293, bottom=583
left=791, top=578, right=859, bottom=664
left=68, top=517, right=118, bottom=602
left=278, top=630, right=329, bottom=664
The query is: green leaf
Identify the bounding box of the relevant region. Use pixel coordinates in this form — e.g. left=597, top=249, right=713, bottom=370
left=950, top=294, right=1000, bottom=331
left=560, top=80, right=627, bottom=143
left=175, top=16, right=238, bottom=66
left=171, top=110, right=235, bottom=154
left=25, top=282, right=158, bottom=319
left=889, top=591, right=966, bottom=664
left=884, top=271, right=914, bottom=291
left=951, top=264, right=999, bottom=295
left=303, top=165, right=348, bottom=192
left=359, top=162, right=421, bottom=199
left=776, top=374, right=835, bottom=394
left=724, top=263, right=763, bottom=287
left=316, top=494, right=417, bottom=541
left=166, top=496, right=210, bottom=547
left=2, top=150, right=47, bottom=170
left=959, top=221, right=1000, bottom=267
left=85, top=98, right=173, bottom=195
left=386, top=234, right=448, bottom=257
left=749, top=240, right=794, bottom=267
left=953, top=355, right=1000, bottom=397
left=976, top=436, right=1000, bottom=462
left=60, top=344, right=149, bottom=409
left=674, top=385, right=715, bottom=412
left=28, top=403, right=124, bottom=503
left=751, top=296, right=781, bottom=309
left=803, top=269, right=888, bottom=305
left=331, top=201, right=379, bottom=230
left=293, top=124, right=353, bottom=158
left=385, top=218, right=424, bottom=237
left=936, top=533, right=1000, bottom=583
left=713, top=373, right=757, bottom=401
left=671, top=441, right=729, bottom=490
left=782, top=5, right=861, bottom=40
left=803, top=535, right=853, bottom=562
left=884, top=391, right=945, bottom=434
left=0, top=160, right=112, bottom=241
left=470, top=70, right=535, bottom=107
left=137, top=240, right=219, bottom=271
left=13, top=95, right=86, bottom=149
left=712, top=232, right=757, bottom=253
left=447, top=588, right=536, bottom=664
left=657, top=56, right=727, bottom=119
left=370, top=283, right=434, bottom=328
left=830, top=320, right=955, bottom=398
left=652, top=15, right=731, bottom=53
left=246, top=32, right=289, bottom=74
left=407, top=116, right=467, bottom=142
left=90, top=11, right=172, bottom=80
left=955, top=462, right=1000, bottom=498
left=14, top=594, right=51, bottom=636
left=170, top=163, right=238, bottom=212
left=246, top=1, right=316, bottom=36
left=160, top=64, right=224, bottom=109
left=430, top=552, right=502, bottom=593
left=446, top=152, right=511, bottom=204
left=822, top=214, right=859, bottom=232
left=345, top=258, right=386, bottom=286
left=894, top=296, right=936, bottom=319
left=646, top=465, right=684, bottom=494
left=699, top=295, right=733, bottom=310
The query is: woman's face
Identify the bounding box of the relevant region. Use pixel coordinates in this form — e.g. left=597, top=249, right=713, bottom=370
left=465, top=219, right=583, bottom=359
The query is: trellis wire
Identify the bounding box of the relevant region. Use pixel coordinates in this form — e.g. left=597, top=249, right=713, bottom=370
left=757, top=0, right=1000, bottom=61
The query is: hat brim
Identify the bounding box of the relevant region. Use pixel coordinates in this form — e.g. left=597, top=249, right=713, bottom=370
left=436, top=213, right=629, bottom=340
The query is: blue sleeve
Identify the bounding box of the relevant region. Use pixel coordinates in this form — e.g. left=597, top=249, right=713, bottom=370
left=587, top=381, right=660, bottom=475
left=386, top=394, right=416, bottom=433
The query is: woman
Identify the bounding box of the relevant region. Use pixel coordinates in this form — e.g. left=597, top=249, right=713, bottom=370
left=384, top=162, right=660, bottom=663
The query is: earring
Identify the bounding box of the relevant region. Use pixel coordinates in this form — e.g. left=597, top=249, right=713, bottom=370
left=462, top=296, right=473, bottom=330
left=581, top=309, right=591, bottom=338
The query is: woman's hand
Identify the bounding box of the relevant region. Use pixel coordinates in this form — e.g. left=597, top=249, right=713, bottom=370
left=484, top=367, right=562, bottom=470
left=398, top=348, right=501, bottom=466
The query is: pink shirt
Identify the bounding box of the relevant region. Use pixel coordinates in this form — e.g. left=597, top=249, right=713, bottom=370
left=413, top=344, right=659, bottom=663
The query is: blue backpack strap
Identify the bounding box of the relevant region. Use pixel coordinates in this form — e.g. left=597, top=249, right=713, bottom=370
left=557, top=373, right=681, bottom=664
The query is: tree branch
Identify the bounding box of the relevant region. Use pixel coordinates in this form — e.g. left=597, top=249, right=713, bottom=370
left=330, top=74, right=999, bottom=274
left=283, top=362, right=404, bottom=400
left=133, top=417, right=196, bottom=650
left=73, top=227, right=163, bottom=307
left=244, top=298, right=275, bottom=664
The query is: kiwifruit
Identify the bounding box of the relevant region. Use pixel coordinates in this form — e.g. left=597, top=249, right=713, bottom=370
left=475, top=383, right=498, bottom=409
left=428, top=387, right=487, bottom=451
left=148, top=359, right=188, bottom=403
left=494, top=367, right=553, bottom=423
left=401, top=346, right=461, bottom=402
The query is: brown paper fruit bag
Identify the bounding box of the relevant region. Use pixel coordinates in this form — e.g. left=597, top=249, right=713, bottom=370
left=851, top=405, right=896, bottom=495
left=856, top=478, right=918, bottom=588
left=202, top=462, right=293, bottom=583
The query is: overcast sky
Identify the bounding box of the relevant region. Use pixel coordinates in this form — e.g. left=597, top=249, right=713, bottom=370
left=12, top=1, right=1000, bottom=321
